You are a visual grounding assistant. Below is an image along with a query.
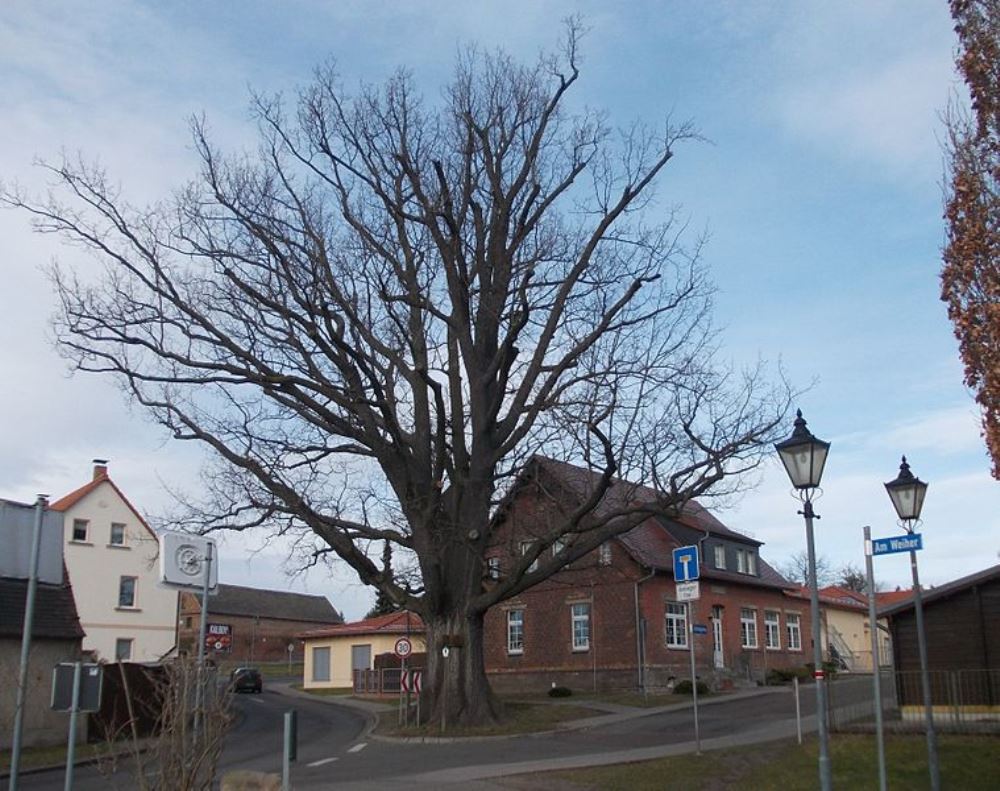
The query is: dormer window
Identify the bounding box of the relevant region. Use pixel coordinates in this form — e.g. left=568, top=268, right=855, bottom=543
left=736, top=548, right=757, bottom=576
left=519, top=541, right=538, bottom=572
left=714, top=544, right=726, bottom=569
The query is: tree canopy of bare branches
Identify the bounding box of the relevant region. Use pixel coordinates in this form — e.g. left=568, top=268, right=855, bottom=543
left=943, top=0, right=1000, bottom=479
left=3, top=25, right=791, bottom=725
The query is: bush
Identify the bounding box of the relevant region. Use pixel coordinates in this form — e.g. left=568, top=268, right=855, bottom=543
left=765, top=666, right=812, bottom=685
left=673, top=679, right=709, bottom=695
left=548, top=685, right=573, bottom=698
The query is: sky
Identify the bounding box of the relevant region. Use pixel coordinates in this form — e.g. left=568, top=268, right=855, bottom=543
left=1, top=1, right=997, bottom=620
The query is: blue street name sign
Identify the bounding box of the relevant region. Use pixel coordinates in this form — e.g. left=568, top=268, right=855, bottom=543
left=692, top=624, right=708, bottom=635
left=673, top=545, right=700, bottom=582
left=871, top=533, right=923, bottom=556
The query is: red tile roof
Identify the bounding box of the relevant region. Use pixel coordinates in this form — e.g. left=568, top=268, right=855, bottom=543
left=298, top=610, right=424, bottom=640
left=50, top=468, right=157, bottom=539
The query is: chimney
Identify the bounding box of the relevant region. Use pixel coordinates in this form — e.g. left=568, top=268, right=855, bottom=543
left=93, top=459, right=109, bottom=480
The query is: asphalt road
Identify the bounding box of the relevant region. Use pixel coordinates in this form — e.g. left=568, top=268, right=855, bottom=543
left=12, top=683, right=820, bottom=789
left=12, top=683, right=367, bottom=790
left=292, top=685, right=818, bottom=789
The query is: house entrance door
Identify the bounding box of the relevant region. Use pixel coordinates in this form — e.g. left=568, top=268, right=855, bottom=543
left=712, top=606, right=724, bottom=669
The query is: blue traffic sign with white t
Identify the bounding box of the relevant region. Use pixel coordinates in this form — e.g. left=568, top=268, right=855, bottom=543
left=673, top=545, right=700, bottom=582
left=692, top=624, right=708, bottom=635
left=871, top=534, right=923, bottom=556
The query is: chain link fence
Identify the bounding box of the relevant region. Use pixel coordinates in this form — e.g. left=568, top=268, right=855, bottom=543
left=828, top=669, right=1000, bottom=734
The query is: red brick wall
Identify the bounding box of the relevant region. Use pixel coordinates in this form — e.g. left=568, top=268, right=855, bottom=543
left=483, top=483, right=813, bottom=692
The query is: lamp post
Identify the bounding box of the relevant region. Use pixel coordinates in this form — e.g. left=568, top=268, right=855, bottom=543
left=775, top=409, right=832, bottom=791
left=884, top=456, right=940, bottom=791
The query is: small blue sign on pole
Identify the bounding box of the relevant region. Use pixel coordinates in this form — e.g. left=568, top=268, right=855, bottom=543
left=871, top=534, right=923, bottom=556
left=692, top=624, right=708, bottom=636
left=673, top=545, right=700, bottom=582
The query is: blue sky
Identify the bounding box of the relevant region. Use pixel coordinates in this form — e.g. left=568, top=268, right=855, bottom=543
left=1, top=1, right=996, bottom=619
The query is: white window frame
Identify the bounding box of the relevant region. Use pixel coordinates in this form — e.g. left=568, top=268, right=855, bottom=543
left=71, top=519, right=89, bottom=543
left=109, top=522, right=127, bottom=546
left=736, top=550, right=747, bottom=574
left=571, top=602, right=591, bottom=651
left=118, top=576, right=138, bottom=608
left=747, top=551, right=757, bottom=575
left=714, top=544, right=726, bottom=569
left=786, top=613, right=802, bottom=651
left=115, top=638, right=133, bottom=661
left=552, top=538, right=566, bottom=557
left=598, top=542, right=612, bottom=566
left=519, top=541, right=538, bottom=572
left=507, top=609, right=524, bottom=654
left=486, top=557, right=501, bottom=580
left=740, top=607, right=758, bottom=649
left=764, top=610, right=781, bottom=650
left=665, top=602, right=688, bottom=648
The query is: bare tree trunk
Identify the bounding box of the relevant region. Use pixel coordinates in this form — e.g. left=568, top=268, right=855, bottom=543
left=425, top=610, right=500, bottom=726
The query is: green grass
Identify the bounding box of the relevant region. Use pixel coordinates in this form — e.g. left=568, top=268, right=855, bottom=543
left=377, top=701, right=603, bottom=738
left=0, top=742, right=109, bottom=774
left=536, top=734, right=1000, bottom=790
left=570, top=690, right=708, bottom=708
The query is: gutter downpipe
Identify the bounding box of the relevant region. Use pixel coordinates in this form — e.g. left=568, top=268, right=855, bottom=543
left=634, top=568, right=656, bottom=695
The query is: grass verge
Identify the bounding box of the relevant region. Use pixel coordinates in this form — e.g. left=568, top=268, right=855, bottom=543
left=518, top=734, right=1000, bottom=790
left=0, top=742, right=108, bottom=775
left=376, top=700, right=603, bottom=738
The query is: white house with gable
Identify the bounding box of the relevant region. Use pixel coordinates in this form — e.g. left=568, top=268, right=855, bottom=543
left=51, top=460, right=178, bottom=662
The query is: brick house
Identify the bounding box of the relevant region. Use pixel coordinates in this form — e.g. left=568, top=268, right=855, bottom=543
left=483, top=458, right=811, bottom=693
left=178, top=584, right=343, bottom=663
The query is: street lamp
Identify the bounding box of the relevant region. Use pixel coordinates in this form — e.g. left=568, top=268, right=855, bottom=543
left=884, top=456, right=940, bottom=791
left=775, top=409, right=832, bottom=791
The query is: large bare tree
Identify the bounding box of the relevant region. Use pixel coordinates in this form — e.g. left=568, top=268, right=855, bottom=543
left=5, top=27, right=791, bottom=725
left=943, top=0, right=1000, bottom=479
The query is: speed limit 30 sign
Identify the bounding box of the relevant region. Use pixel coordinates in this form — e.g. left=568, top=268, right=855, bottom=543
left=394, top=637, right=413, bottom=658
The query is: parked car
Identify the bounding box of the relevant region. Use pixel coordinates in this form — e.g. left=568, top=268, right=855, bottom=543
left=230, top=666, right=263, bottom=693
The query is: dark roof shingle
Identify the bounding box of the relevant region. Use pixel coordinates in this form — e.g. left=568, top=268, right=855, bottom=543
left=299, top=610, right=424, bottom=640
left=196, top=584, right=342, bottom=624
left=0, top=576, right=85, bottom=640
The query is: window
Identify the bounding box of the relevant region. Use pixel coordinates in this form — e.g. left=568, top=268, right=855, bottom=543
left=786, top=613, right=802, bottom=651
left=714, top=544, right=726, bottom=569
left=507, top=609, right=524, bottom=654
left=312, top=647, right=331, bottom=682
left=71, top=519, right=89, bottom=542
left=764, top=610, right=781, bottom=650
left=487, top=557, right=501, bottom=580
left=598, top=542, right=612, bottom=566
left=118, top=576, right=137, bottom=608
left=110, top=522, right=126, bottom=545
left=571, top=603, right=590, bottom=651
left=736, top=549, right=757, bottom=575
left=552, top=538, right=566, bottom=557
left=665, top=602, right=688, bottom=648
left=115, top=638, right=133, bottom=661
left=519, top=541, right=538, bottom=572
left=740, top=608, right=758, bottom=648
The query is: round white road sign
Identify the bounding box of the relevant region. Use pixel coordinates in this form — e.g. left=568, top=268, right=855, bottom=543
left=394, top=637, right=412, bottom=658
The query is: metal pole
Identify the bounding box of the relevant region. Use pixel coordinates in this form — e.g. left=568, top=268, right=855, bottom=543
left=688, top=602, right=701, bottom=754
left=63, top=662, right=82, bottom=791
left=793, top=676, right=803, bottom=745
left=863, top=526, right=887, bottom=791
left=194, top=541, right=213, bottom=739
left=9, top=495, right=48, bottom=791
left=909, top=540, right=941, bottom=791
left=282, top=710, right=293, bottom=791
left=803, top=498, right=833, bottom=791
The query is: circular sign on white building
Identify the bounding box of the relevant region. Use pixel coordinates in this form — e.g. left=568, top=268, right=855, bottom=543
left=394, top=637, right=413, bottom=658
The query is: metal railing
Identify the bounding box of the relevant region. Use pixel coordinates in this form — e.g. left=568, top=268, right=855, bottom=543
left=828, top=669, right=1000, bottom=734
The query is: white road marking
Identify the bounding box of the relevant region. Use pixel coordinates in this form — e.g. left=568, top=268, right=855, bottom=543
left=249, top=698, right=265, bottom=704
left=347, top=743, right=367, bottom=753
left=307, top=757, right=339, bottom=768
